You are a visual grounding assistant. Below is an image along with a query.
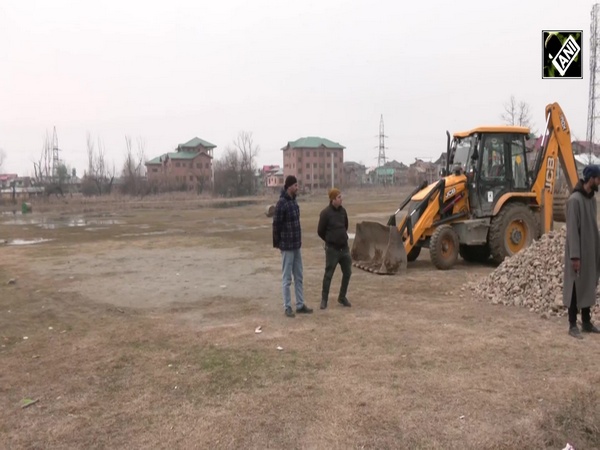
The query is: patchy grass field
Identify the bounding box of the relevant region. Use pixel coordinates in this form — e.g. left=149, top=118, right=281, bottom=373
left=1, top=189, right=600, bottom=449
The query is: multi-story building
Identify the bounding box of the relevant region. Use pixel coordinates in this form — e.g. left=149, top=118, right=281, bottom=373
left=146, top=137, right=216, bottom=191
left=262, top=165, right=284, bottom=191
left=343, top=161, right=367, bottom=187
left=281, top=137, right=345, bottom=191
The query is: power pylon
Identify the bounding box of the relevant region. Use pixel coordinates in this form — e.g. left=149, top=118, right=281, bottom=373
left=51, top=126, right=61, bottom=181
left=587, top=4, right=600, bottom=159
left=377, top=114, right=387, bottom=168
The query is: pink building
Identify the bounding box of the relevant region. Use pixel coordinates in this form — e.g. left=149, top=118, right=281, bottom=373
left=264, top=166, right=284, bottom=190
left=281, top=137, right=345, bottom=191
left=146, top=137, right=216, bottom=191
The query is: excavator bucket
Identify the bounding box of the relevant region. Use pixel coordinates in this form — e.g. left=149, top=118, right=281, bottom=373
left=351, top=221, right=407, bottom=274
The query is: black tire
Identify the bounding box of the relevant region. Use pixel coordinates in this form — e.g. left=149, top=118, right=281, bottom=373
left=553, top=192, right=568, bottom=223
left=430, top=224, right=459, bottom=270
left=407, top=245, right=421, bottom=262
left=489, top=203, right=539, bottom=264
left=459, top=244, right=491, bottom=263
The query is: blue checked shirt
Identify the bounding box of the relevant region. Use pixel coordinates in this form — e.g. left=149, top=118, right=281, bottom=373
left=272, top=190, right=302, bottom=250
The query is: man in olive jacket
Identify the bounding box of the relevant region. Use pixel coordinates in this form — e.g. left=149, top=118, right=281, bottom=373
left=318, top=188, right=352, bottom=309
left=563, top=164, right=600, bottom=339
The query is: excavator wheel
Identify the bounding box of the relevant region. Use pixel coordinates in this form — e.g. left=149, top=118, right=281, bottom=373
left=459, top=244, right=490, bottom=263
left=553, top=192, right=568, bottom=223
left=489, top=203, right=539, bottom=264
left=429, top=224, right=459, bottom=270
left=407, top=245, right=422, bottom=262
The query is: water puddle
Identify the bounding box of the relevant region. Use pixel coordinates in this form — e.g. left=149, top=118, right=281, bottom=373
left=2, top=216, right=125, bottom=229
left=117, top=229, right=184, bottom=238
left=5, top=238, right=53, bottom=246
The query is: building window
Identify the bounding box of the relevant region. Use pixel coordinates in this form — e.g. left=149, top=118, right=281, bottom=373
left=205, top=163, right=210, bottom=169
left=313, top=151, right=317, bottom=157
left=327, top=152, right=330, bottom=157
left=306, top=163, right=310, bottom=168
left=333, top=152, right=337, bottom=158
left=327, top=163, right=331, bottom=168
left=189, top=176, right=193, bottom=181
left=306, top=174, right=310, bottom=179
left=152, top=168, right=158, bottom=173
left=313, top=163, right=317, bottom=168
left=176, top=162, right=181, bottom=167
left=297, top=168, right=302, bottom=174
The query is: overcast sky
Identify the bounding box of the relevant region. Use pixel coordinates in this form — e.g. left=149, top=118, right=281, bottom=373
left=0, top=0, right=592, bottom=176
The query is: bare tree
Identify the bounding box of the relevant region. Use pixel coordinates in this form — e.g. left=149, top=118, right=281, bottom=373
left=33, top=131, right=53, bottom=182
left=0, top=148, right=6, bottom=171
left=32, top=131, right=66, bottom=197
left=120, top=135, right=147, bottom=195
left=214, top=147, right=241, bottom=197
left=213, top=131, right=260, bottom=197
left=501, top=95, right=536, bottom=132
left=82, top=132, right=115, bottom=196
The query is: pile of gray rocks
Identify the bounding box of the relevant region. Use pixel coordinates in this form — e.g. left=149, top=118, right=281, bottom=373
left=467, top=227, right=600, bottom=318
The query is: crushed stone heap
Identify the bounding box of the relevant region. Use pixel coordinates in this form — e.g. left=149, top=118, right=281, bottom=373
left=467, top=226, right=600, bottom=318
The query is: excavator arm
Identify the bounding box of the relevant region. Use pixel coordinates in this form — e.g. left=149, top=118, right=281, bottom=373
left=531, top=102, right=579, bottom=233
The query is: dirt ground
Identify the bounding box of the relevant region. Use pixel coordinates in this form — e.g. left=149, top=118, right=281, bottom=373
left=2, top=189, right=600, bottom=449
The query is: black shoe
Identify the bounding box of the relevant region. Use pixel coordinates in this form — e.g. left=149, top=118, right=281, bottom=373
left=338, top=298, right=351, bottom=307
left=569, top=325, right=583, bottom=339
left=285, top=307, right=295, bottom=318
left=320, top=299, right=328, bottom=310
left=582, top=322, right=600, bottom=333
left=296, top=305, right=313, bottom=314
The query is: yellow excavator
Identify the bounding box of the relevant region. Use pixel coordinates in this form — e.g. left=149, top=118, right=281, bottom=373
left=351, top=102, right=580, bottom=274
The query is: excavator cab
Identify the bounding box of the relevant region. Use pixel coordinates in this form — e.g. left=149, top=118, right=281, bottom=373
left=448, top=128, right=532, bottom=218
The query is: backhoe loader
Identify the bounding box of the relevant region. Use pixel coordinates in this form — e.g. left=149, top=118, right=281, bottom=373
left=351, top=102, right=580, bottom=274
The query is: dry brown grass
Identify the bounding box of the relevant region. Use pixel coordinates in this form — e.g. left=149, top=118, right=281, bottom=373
left=2, top=188, right=600, bottom=449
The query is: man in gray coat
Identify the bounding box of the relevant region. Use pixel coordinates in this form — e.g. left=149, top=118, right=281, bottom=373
left=563, top=164, right=600, bottom=339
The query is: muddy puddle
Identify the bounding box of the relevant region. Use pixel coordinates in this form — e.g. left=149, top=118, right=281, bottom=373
left=4, top=238, right=54, bottom=246
left=1, top=216, right=125, bottom=229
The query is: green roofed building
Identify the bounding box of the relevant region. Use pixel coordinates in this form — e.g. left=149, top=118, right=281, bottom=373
left=281, top=136, right=345, bottom=191
left=145, top=137, right=217, bottom=192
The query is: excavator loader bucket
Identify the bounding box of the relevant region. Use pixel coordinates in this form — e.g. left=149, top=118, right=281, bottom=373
left=351, top=221, right=407, bottom=274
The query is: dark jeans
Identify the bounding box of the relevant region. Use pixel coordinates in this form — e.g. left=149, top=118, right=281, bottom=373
left=568, top=284, right=591, bottom=326
left=322, top=245, right=352, bottom=302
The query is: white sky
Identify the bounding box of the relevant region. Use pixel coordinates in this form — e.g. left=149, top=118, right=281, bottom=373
left=0, top=0, right=593, bottom=176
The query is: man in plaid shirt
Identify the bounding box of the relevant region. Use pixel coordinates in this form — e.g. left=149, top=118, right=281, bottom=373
left=273, top=175, right=313, bottom=317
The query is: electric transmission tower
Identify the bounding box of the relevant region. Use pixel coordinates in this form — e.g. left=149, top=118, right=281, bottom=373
left=375, top=114, right=388, bottom=185
left=587, top=3, right=600, bottom=160
left=377, top=114, right=387, bottom=168
left=51, top=126, right=61, bottom=181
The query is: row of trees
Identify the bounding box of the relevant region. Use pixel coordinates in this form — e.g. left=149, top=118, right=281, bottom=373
left=501, top=95, right=535, bottom=131
left=2, top=96, right=530, bottom=199
left=25, top=130, right=259, bottom=198
left=213, top=131, right=260, bottom=197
